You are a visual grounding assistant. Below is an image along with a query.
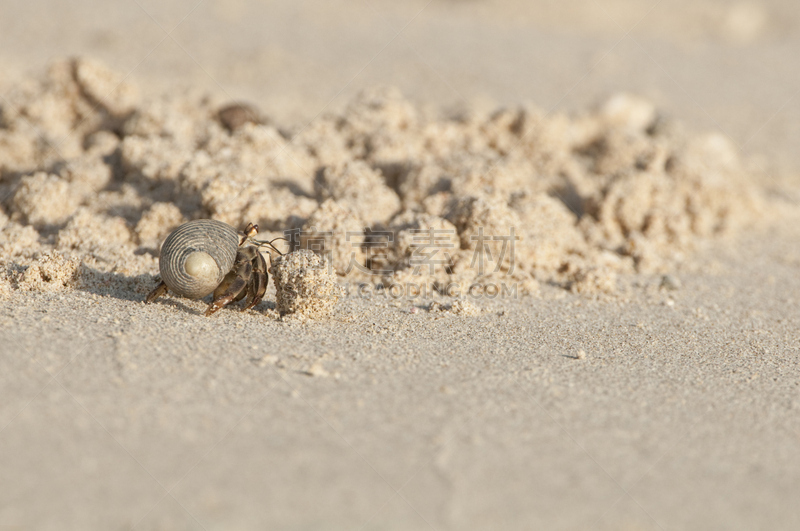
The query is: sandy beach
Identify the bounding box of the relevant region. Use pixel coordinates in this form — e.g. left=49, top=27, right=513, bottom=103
left=1, top=1, right=799, bottom=529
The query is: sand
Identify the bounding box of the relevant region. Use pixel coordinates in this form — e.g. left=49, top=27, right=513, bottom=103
left=1, top=0, right=800, bottom=529
left=0, top=59, right=769, bottom=298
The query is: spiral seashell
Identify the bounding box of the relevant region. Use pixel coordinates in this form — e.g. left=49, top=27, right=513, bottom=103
left=158, top=219, right=239, bottom=299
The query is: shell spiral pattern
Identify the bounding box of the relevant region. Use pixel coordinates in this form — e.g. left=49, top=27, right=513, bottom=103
left=158, top=219, right=239, bottom=299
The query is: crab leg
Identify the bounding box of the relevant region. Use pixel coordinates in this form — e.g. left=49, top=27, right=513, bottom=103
left=243, top=251, right=269, bottom=311
left=145, top=281, right=169, bottom=303
left=205, top=256, right=252, bottom=316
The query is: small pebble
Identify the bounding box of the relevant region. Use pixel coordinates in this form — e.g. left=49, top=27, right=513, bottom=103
left=217, top=102, right=263, bottom=132
left=305, top=362, right=329, bottom=378
left=660, top=274, right=682, bottom=291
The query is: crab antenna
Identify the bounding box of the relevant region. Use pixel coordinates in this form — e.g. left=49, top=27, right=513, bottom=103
left=251, top=236, right=288, bottom=256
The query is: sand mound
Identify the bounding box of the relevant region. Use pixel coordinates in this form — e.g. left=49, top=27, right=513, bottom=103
left=270, top=250, right=342, bottom=319
left=0, top=59, right=769, bottom=301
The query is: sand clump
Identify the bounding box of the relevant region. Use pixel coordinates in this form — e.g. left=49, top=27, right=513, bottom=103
left=270, top=250, right=342, bottom=319
left=56, top=208, right=134, bottom=254
left=0, top=211, right=40, bottom=257
left=0, top=58, right=772, bottom=304
left=135, top=202, right=186, bottom=249
left=11, top=172, right=85, bottom=227
left=299, top=199, right=367, bottom=277
left=7, top=251, right=81, bottom=293
left=314, top=161, right=401, bottom=226
left=362, top=211, right=460, bottom=293
left=428, top=299, right=482, bottom=316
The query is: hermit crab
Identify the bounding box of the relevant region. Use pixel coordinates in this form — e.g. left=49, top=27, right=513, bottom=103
left=145, top=219, right=284, bottom=316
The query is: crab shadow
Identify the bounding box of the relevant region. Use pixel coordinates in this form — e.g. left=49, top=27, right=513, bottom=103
left=76, top=264, right=277, bottom=316
left=76, top=264, right=155, bottom=303
left=147, top=293, right=278, bottom=318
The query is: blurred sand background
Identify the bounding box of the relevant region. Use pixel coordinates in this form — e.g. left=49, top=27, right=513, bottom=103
left=1, top=0, right=800, bottom=530
left=2, top=0, right=800, bottom=173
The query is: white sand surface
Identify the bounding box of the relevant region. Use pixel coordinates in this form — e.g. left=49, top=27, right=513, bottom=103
left=1, top=1, right=799, bottom=529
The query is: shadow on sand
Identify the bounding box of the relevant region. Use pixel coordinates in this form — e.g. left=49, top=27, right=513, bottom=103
left=75, top=264, right=277, bottom=316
